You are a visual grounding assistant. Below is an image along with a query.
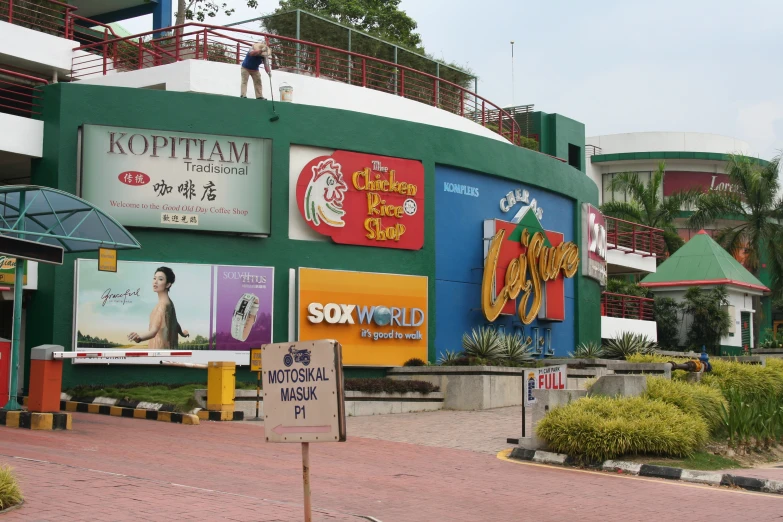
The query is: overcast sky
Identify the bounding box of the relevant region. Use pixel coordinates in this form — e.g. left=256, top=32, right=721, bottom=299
left=122, top=0, right=783, bottom=160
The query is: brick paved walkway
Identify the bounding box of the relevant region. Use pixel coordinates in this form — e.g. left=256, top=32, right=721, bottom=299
left=2, top=411, right=783, bottom=521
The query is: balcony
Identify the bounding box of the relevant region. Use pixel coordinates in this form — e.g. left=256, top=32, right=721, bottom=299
left=605, top=216, right=664, bottom=275
left=0, top=68, right=45, bottom=180
left=601, top=292, right=657, bottom=341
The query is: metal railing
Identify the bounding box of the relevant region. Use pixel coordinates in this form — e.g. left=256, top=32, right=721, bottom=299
left=0, top=0, right=76, bottom=38
left=70, top=22, right=523, bottom=145
left=605, top=216, right=665, bottom=257
left=601, top=292, right=654, bottom=321
left=0, top=68, right=48, bottom=117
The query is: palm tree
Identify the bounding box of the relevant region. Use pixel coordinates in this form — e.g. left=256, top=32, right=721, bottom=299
left=688, top=153, right=783, bottom=343
left=601, top=161, right=702, bottom=257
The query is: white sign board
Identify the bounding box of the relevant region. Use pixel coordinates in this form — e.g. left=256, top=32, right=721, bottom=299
left=524, top=364, right=567, bottom=406
left=262, top=340, right=346, bottom=443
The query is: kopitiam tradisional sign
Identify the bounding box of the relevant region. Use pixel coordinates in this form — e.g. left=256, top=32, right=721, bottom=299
left=298, top=268, right=427, bottom=366
left=295, top=151, right=424, bottom=250
left=79, top=124, right=272, bottom=234
left=482, top=202, right=580, bottom=323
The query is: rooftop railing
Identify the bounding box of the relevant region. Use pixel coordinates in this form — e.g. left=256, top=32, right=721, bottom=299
left=601, top=292, right=654, bottom=321
left=70, top=23, right=523, bottom=145
left=0, top=68, right=48, bottom=117
left=605, top=215, right=665, bottom=258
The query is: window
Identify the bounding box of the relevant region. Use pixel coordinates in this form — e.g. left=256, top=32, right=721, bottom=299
left=568, top=144, right=581, bottom=170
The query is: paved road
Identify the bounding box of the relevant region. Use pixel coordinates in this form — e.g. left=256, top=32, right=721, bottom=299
left=2, top=410, right=783, bottom=521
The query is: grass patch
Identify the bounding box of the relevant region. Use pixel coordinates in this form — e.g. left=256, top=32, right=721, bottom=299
left=642, top=452, right=743, bottom=471
left=0, top=465, right=23, bottom=511
left=66, top=383, right=203, bottom=412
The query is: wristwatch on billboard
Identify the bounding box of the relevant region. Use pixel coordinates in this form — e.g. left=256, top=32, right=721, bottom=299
left=231, top=293, right=259, bottom=342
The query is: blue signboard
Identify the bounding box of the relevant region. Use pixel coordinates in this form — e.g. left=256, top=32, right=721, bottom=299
left=435, top=165, right=576, bottom=361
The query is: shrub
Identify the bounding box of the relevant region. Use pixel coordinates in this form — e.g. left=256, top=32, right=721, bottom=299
left=403, top=358, right=427, bottom=367
left=718, top=388, right=783, bottom=448
left=569, top=341, right=604, bottom=358
left=702, top=359, right=783, bottom=402
left=536, top=396, right=709, bottom=462
left=437, top=350, right=461, bottom=365
left=344, top=378, right=439, bottom=394
left=0, top=465, right=23, bottom=511
left=501, top=333, right=534, bottom=364
left=462, top=327, right=504, bottom=362
left=681, top=286, right=730, bottom=354
left=654, top=297, right=682, bottom=349
left=603, top=331, right=657, bottom=359
left=644, top=377, right=726, bottom=431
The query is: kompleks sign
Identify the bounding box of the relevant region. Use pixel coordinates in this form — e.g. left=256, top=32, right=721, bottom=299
left=524, top=365, right=566, bottom=406
left=79, top=124, right=272, bottom=234
left=581, top=204, right=607, bottom=286
left=295, top=151, right=425, bottom=250
left=73, top=260, right=273, bottom=365
left=297, top=268, right=428, bottom=365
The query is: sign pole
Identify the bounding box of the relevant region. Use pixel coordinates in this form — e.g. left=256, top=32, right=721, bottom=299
left=521, top=401, right=526, bottom=438
left=302, top=442, right=312, bottom=522
left=255, top=370, right=261, bottom=420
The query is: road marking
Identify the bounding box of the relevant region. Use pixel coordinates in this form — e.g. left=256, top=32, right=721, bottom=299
left=496, top=449, right=783, bottom=499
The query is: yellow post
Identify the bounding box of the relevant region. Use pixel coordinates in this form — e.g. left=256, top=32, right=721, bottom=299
left=207, top=361, right=236, bottom=412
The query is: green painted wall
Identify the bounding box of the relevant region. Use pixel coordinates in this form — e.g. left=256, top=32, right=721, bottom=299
left=529, top=112, right=586, bottom=173
left=26, top=83, right=600, bottom=389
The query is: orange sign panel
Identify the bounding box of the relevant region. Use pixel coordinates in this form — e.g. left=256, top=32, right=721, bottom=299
left=298, top=268, right=428, bottom=366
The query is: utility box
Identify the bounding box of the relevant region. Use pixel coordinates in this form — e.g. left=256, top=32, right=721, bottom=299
left=207, top=361, right=235, bottom=412
left=28, top=345, right=64, bottom=413
left=0, top=337, right=10, bottom=408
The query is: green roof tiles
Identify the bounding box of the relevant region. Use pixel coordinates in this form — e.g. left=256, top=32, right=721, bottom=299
left=640, top=231, right=768, bottom=292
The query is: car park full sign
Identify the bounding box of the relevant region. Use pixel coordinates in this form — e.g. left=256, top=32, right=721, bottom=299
left=295, top=151, right=424, bottom=250
left=262, top=340, right=346, bottom=443
left=524, top=364, right=566, bottom=406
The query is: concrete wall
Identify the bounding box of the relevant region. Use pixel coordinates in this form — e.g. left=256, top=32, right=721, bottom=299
left=0, top=113, right=43, bottom=158
left=0, top=21, right=77, bottom=77
left=601, top=315, right=657, bottom=341
left=78, top=59, right=507, bottom=144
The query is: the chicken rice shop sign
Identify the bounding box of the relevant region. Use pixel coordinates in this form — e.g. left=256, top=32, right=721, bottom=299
left=296, top=151, right=425, bottom=250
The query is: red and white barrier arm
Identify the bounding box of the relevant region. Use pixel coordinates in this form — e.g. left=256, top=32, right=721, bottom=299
left=53, top=350, right=194, bottom=359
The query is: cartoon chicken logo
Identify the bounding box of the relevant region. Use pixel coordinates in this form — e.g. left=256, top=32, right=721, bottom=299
left=303, top=158, right=349, bottom=227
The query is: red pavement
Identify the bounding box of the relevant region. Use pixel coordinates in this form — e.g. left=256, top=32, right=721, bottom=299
left=1, top=413, right=783, bottom=521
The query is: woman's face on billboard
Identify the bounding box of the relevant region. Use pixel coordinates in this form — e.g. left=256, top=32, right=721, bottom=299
left=153, top=271, right=169, bottom=293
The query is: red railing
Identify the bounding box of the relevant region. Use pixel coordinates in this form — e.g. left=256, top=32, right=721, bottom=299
left=601, top=292, right=654, bottom=321
left=0, top=0, right=76, bottom=38
left=70, top=23, right=523, bottom=145
left=0, top=68, right=48, bottom=117
left=605, top=216, right=665, bottom=257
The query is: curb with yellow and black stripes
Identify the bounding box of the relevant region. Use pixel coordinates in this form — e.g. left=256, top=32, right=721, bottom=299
left=0, top=410, right=72, bottom=430
left=61, top=399, right=200, bottom=425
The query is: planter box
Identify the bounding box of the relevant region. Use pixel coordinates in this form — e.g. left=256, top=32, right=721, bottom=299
left=194, top=389, right=443, bottom=418
left=388, top=366, right=529, bottom=410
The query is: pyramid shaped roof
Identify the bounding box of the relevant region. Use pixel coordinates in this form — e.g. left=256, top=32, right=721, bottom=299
left=641, top=230, right=769, bottom=293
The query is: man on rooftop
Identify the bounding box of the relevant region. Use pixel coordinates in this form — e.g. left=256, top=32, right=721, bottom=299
left=240, top=41, right=272, bottom=99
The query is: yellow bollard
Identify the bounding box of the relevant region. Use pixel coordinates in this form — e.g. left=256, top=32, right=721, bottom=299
left=207, top=361, right=236, bottom=412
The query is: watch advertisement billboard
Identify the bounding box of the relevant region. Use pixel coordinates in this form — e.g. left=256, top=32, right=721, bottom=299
left=294, top=149, right=425, bottom=250
left=73, top=260, right=273, bottom=365
left=297, top=268, right=428, bottom=365
left=80, top=124, right=272, bottom=235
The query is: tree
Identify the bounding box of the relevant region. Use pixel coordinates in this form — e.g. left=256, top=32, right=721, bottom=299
left=175, top=0, right=259, bottom=25
left=681, top=286, right=731, bottom=354
left=654, top=297, right=682, bottom=350
left=274, top=0, right=422, bottom=50
left=688, top=153, right=783, bottom=346
left=600, top=161, right=702, bottom=257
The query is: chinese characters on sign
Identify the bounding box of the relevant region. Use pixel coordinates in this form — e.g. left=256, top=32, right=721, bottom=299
left=80, top=125, right=272, bottom=234
left=295, top=151, right=425, bottom=250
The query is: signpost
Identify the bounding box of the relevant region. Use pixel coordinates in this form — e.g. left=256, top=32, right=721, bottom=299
left=250, top=348, right=262, bottom=421
left=522, top=364, right=566, bottom=437
left=262, top=340, right=346, bottom=522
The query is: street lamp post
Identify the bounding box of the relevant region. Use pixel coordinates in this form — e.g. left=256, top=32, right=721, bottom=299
left=510, top=40, right=515, bottom=107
